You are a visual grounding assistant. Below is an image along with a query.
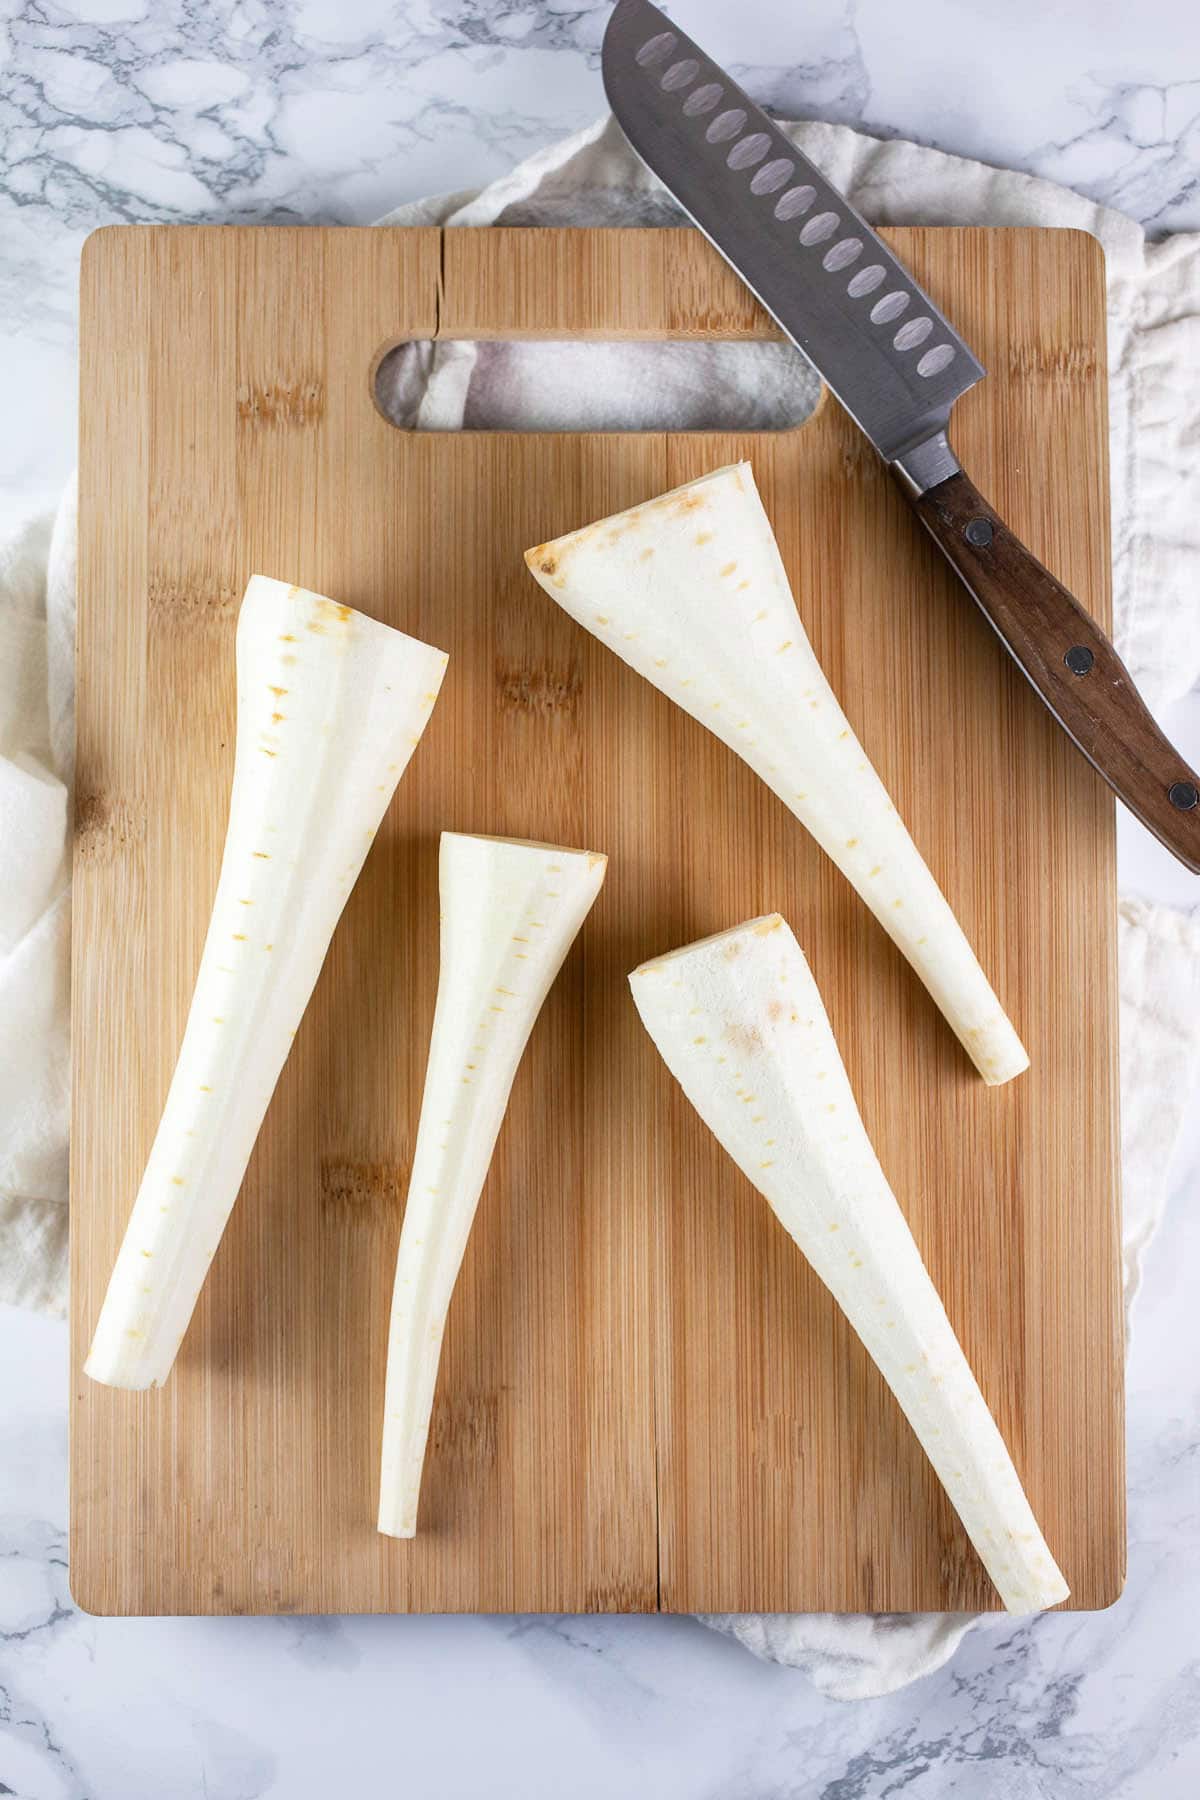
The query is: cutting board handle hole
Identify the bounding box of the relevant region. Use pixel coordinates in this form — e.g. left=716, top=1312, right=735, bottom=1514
left=373, top=338, right=824, bottom=434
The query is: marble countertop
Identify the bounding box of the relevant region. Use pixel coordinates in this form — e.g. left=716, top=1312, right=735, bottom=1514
left=2, top=2, right=1199, bottom=1795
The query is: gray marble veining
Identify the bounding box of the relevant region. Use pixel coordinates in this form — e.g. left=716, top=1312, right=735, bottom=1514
left=2, top=1181, right=1198, bottom=1800
left=3, top=0, right=1198, bottom=513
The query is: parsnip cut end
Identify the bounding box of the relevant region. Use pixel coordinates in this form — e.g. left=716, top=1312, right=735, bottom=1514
left=85, top=577, right=448, bottom=1392
left=630, top=913, right=1066, bottom=1614
left=377, top=831, right=606, bottom=1539
left=529, top=466, right=1027, bottom=1086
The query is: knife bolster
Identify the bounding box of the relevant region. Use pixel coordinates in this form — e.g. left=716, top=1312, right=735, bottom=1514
left=891, top=428, right=962, bottom=496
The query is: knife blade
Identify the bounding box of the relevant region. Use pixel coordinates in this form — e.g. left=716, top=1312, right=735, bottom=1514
left=602, top=0, right=1200, bottom=872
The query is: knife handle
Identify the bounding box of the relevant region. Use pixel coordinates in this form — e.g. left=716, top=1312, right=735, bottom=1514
left=909, top=468, right=1200, bottom=874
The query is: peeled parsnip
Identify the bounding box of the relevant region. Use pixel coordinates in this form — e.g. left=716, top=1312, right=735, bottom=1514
left=378, top=832, right=607, bottom=1538
left=630, top=915, right=1068, bottom=1614
left=526, top=464, right=1027, bottom=1085
left=85, top=576, right=449, bottom=1391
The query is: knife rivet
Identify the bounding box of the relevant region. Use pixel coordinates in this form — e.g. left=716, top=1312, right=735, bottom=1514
left=964, top=516, right=993, bottom=547
left=1169, top=780, right=1199, bottom=812
left=1064, top=644, right=1095, bottom=676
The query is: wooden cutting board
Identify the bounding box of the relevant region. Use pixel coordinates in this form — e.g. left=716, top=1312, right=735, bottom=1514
left=71, top=224, right=1123, bottom=1617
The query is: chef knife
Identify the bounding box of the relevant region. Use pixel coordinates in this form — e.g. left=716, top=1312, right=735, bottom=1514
left=602, top=0, right=1200, bottom=872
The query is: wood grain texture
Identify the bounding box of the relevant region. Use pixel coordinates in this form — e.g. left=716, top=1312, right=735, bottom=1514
left=72, top=225, right=1123, bottom=1617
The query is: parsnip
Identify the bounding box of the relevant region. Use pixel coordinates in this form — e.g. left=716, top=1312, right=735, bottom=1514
left=85, top=576, right=448, bottom=1391
left=526, top=464, right=1027, bottom=1085
left=378, top=832, right=607, bottom=1538
left=629, top=915, right=1067, bottom=1613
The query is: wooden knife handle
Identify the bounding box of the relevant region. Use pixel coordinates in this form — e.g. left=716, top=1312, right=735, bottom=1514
left=910, top=467, right=1200, bottom=874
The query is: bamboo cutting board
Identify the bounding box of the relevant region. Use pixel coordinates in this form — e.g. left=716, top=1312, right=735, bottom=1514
left=72, top=225, right=1123, bottom=1616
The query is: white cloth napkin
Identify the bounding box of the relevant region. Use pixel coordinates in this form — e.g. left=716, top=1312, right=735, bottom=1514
left=3, top=115, right=1198, bottom=1697
left=0, top=488, right=73, bottom=1316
